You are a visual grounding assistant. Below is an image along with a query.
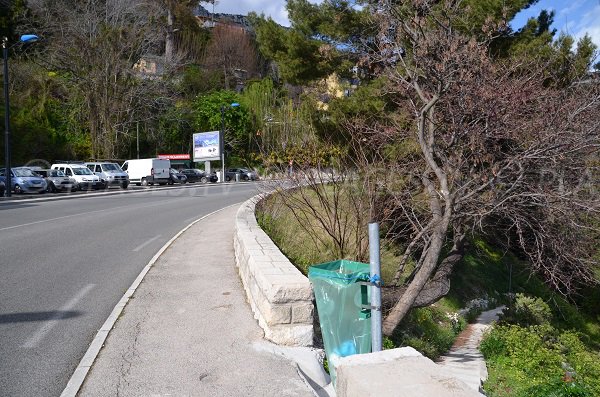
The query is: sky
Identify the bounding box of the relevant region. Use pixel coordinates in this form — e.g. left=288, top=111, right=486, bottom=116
left=210, top=0, right=600, bottom=49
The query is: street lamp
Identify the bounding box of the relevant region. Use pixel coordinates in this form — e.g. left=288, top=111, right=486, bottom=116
left=220, top=102, right=239, bottom=183
left=3, top=34, right=38, bottom=197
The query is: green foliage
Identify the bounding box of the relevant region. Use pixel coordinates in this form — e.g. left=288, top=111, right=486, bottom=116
left=501, top=294, right=553, bottom=326
left=393, top=306, right=460, bottom=360
left=191, top=90, right=251, bottom=162
left=249, top=0, right=374, bottom=84
left=481, top=324, right=600, bottom=397
left=179, top=65, right=223, bottom=97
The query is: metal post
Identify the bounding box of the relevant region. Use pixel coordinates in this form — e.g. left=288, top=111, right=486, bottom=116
left=136, top=121, right=140, bottom=159
left=204, top=161, right=211, bottom=175
left=369, top=222, right=382, bottom=352
left=220, top=106, right=225, bottom=183
left=3, top=37, right=11, bottom=197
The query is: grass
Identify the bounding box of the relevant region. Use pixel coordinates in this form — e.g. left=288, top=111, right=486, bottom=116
left=256, top=187, right=600, bottom=375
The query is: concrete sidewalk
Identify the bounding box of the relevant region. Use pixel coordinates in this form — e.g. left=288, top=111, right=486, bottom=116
left=77, top=205, right=315, bottom=397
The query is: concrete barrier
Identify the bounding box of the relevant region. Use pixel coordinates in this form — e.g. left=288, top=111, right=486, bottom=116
left=335, top=347, right=482, bottom=397
left=234, top=196, right=314, bottom=346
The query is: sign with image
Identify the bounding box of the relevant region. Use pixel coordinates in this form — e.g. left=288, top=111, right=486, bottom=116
left=193, top=131, right=220, bottom=161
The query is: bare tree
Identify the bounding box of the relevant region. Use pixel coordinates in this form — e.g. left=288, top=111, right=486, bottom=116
left=202, top=24, right=258, bottom=89
left=25, top=0, right=171, bottom=159
left=351, top=0, right=600, bottom=335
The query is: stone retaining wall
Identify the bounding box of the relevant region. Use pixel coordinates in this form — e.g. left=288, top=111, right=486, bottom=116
left=234, top=196, right=314, bottom=346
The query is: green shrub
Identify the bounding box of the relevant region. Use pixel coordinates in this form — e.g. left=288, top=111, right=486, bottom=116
left=481, top=324, right=600, bottom=397
left=501, top=294, right=552, bottom=326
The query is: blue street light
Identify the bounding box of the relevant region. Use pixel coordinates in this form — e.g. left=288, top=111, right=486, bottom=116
left=220, top=102, right=240, bottom=183
left=3, top=34, right=38, bottom=197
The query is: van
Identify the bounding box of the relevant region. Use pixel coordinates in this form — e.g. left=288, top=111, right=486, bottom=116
left=84, top=162, right=129, bottom=189
left=51, top=162, right=104, bottom=191
left=121, top=158, right=170, bottom=186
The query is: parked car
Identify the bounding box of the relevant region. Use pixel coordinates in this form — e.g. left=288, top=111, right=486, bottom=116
left=0, top=177, right=5, bottom=196
left=33, top=169, right=75, bottom=193
left=51, top=162, right=104, bottom=191
left=168, top=168, right=187, bottom=184
left=121, top=158, right=171, bottom=186
left=179, top=169, right=218, bottom=183
left=84, top=162, right=129, bottom=189
left=0, top=167, right=47, bottom=194
left=225, top=168, right=259, bottom=182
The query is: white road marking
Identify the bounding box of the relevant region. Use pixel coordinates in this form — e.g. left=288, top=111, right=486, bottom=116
left=132, top=235, right=162, bottom=252
left=0, top=199, right=182, bottom=232
left=22, top=284, right=96, bottom=349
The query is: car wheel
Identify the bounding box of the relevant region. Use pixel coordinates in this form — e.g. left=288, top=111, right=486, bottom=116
left=200, top=176, right=208, bottom=183
left=141, top=178, right=148, bottom=186
left=242, top=175, right=249, bottom=181
left=121, top=183, right=128, bottom=189
left=14, top=184, right=23, bottom=194
left=225, top=176, right=231, bottom=182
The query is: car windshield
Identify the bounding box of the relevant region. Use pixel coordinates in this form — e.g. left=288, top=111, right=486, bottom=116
left=103, top=163, right=121, bottom=171
left=73, top=167, right=93, bottom=175
left=14, top=168, right=38, bottom=177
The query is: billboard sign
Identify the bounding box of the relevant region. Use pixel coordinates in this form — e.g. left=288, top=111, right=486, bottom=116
left=193, top=131, right=221, bottom=162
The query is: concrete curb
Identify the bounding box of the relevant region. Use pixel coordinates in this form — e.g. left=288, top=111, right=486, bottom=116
left=59, top=203, right=242, bottom=397
left=233, top=195, right=314, bottom=347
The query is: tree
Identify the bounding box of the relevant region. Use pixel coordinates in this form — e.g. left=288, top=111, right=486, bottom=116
left=351, top=0, right=600, bottom=335
left=250, top=0, right=375, bottom=85
left=202, top=24, right=259, bottom=90
left=25, top=0, right=171, bottom=159
left=191, top=90, right=250, bottom=162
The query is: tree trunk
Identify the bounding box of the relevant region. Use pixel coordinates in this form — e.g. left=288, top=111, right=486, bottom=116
left=382, top=218, right=449, bottom=335
left=165, top=8, right=174, bottom=62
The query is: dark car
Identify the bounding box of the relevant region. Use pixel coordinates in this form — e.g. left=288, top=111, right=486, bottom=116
left=168, top=168, right=188, bottom=185
left=34, top=168, right=76, bottom=193
left=225, top=168, right=259, bottom=182
left=0, top=177, right=5, bottom=196
left=180, top=169, right=218, bottom=183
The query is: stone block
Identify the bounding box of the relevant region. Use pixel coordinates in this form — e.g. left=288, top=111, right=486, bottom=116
left=292, top=303, right=314, bottom=324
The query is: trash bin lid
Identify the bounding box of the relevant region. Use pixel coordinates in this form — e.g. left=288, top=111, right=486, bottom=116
left=308, top=259, right=370, bottom=285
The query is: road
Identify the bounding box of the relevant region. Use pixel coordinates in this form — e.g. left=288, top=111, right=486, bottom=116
left=0, top=183, right=258, bottom=396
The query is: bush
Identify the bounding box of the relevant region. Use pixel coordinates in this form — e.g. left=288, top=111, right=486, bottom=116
left=501, top=293, right=552, bottom=326
left=481, top=324, right=600, bottom=397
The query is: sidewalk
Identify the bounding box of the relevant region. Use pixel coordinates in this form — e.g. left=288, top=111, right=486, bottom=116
left=77, top=205, right=315, bottom=397
left=437, top=306, right=505, bottom=395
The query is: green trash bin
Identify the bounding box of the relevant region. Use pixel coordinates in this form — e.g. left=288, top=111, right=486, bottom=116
left=308, top=260, right=372, bottom=386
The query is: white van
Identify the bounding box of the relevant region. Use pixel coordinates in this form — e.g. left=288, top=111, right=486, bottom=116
left=51, top=162, right=104, bottom=191
left=121, top=158, right=170, bottom=186
left=84, top=162, right=129, bottom=189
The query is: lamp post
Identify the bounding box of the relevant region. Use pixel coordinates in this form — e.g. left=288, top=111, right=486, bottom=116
left=219, top=102, right=239, bottom=183
left=3, top=34, right=38, bottom=197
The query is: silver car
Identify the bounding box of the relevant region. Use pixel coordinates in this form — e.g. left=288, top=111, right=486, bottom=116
left=0, top=167, right=47, bottom=194
left=34, top=169, right=75, bottom=193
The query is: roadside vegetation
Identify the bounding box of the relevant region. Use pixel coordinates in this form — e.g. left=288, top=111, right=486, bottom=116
left=3, top=0, right=599, bottom=394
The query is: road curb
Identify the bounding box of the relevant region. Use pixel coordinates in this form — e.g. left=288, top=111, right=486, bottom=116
left=59, top=202, right=242, bottom=397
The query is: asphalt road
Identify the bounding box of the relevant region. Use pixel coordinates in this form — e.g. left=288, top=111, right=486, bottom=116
left=0, top=183, right=259, bottom=396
